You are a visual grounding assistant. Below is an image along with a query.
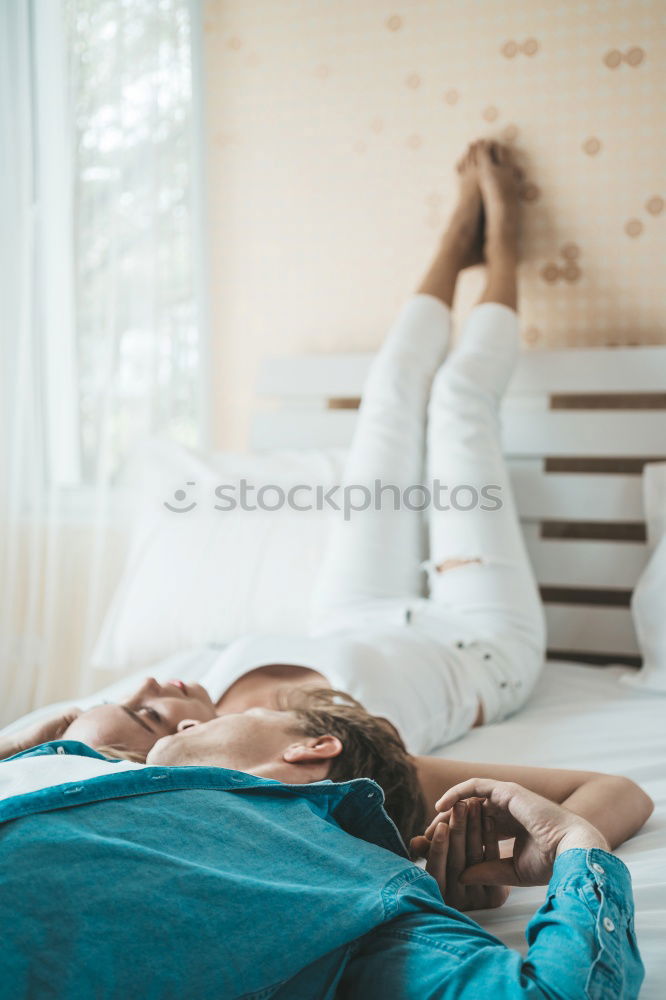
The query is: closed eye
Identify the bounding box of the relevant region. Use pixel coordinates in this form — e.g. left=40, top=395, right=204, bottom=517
left=120, top=705, right=155, bottom=734
left=139, top=706, right=163, bottom=726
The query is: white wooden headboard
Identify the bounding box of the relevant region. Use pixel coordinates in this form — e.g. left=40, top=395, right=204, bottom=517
left=254, top=346, right=666, bottom=665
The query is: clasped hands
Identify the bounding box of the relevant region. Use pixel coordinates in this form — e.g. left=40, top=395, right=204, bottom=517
left=409, top=778, right=609, bottom=913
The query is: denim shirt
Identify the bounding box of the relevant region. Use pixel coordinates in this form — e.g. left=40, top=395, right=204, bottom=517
left=0, top=742, right=643, bottom=1000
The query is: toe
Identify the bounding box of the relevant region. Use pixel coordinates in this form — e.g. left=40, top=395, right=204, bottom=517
left=476, top=140, right=491, bottom=166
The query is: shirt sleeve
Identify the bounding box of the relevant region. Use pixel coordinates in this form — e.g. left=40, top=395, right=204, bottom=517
left=338, top=849, right=644, bottom=1000
left=522, top=848, right=644, bottom=1000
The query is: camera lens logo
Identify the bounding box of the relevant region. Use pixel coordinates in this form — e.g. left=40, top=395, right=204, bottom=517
left=164, top=482, right=197, bottom=513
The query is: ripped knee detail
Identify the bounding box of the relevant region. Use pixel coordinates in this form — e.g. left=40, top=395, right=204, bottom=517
left=434, top=557, right=482, bottom=574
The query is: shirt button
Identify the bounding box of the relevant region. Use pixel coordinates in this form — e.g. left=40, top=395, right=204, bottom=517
left=591, top=862, right=605, bottom=876
left=603, top=917, right=615, bottom=933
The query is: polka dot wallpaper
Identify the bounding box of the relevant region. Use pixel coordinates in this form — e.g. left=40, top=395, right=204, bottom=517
left=202, top=0, right=665, bottom=448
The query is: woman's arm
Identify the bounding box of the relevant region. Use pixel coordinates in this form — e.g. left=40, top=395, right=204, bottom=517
left=414, top=755, right=654, bottom=849
left=0, top=709, right=81, bottom=761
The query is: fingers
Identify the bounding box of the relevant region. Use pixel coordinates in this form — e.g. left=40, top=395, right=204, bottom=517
left=466, top=798, right=484, bottom=867
left=459, top=858, right=520, bottom=887
left=483, top=810, right=500, bottom=863
left=437, top=779, right=530, bottom=841
left=424, top=808, right=452, bottom=842
left=409, top=834, right=430, bottom=860
left=446, top=802, right=468, bottom=893
left=425, top=822, right=449, bottom=892
left=436, top=778, right=503, bottom=813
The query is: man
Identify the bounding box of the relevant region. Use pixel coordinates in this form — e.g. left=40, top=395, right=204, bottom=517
left=0, top=690, right=643, bottom=998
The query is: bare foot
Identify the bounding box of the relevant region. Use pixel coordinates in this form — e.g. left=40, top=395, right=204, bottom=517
left=476, top=140, right=521, bottom=258
left=440, top=141, right=485, bottom=269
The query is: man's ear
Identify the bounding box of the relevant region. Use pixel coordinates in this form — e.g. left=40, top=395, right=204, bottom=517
left=282, top=734, right=343, bottom=765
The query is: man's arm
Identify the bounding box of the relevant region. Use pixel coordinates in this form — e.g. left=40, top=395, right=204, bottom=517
left=339, top=849, right=643, bottom=1000
left=415, top=754, right=654, bottom=848
left=340, top=781, right=644, bottom=999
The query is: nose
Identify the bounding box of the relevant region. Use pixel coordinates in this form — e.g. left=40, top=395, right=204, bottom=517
left=135, top=676, right=161, bottom=697
left=176, top=718, right=202, bottom=733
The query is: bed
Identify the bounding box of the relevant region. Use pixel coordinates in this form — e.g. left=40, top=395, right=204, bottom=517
left=3, top=651, right=663, bottom=995
left=254, top=340, right=666, bottom=996
left=2, top=340, right=666, bottom=995
left=445, top=658, right=666, bottom=999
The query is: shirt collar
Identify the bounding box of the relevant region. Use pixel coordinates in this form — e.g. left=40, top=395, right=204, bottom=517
left=4, top=741, right=409, bottom=857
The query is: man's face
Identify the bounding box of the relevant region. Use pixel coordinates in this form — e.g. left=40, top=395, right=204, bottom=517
left=146, top=707, right=340, bottom=784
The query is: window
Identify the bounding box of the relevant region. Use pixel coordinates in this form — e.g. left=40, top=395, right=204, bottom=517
left=40, top=0, right=205, bottom=486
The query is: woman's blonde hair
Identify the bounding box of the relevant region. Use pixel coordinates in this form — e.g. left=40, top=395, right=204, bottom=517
left=95, top=745, right=147, bottom=764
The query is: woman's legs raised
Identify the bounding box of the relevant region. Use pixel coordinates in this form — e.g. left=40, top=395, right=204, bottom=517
left=312, top=145, right=485, bottom=625
left=425, top=141, right=545, bottom=723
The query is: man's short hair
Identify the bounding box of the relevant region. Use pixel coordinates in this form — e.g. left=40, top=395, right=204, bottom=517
left=281, top=687, right=427, bottom=848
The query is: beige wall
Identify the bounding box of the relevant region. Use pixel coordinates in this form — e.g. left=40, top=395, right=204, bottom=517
left=202, top=0, right=666, bottom=450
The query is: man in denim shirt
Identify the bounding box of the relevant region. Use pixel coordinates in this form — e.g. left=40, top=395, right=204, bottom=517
left=1, top=702, right=643, bottom=999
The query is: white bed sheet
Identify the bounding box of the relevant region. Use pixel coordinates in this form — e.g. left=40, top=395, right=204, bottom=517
left=2, top=656, right=665, bottom=995
left=443, top=660, right=666, bottom=998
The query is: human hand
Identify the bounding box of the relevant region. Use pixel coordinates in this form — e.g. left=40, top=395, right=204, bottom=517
left=410, top=797, right=510, bottom=912
left=0, top=708, right=83, bottom=760
left=434, top=779, right=610, bottom=889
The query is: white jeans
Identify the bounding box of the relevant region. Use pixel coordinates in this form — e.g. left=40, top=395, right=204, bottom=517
left=310, top=294, right=546, bottom=742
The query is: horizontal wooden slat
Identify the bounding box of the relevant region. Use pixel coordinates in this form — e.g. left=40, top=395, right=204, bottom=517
left=509, top=348, right=666, bottom=394
left=501, top=410, right=666, bottom=458
left=551, top=393, right=666, bottom=410
left=540, top=586, right=631, bottom=607
left=526, top=537, right=647, bottom=589
left=547, top=650, right=641, bottom=668
left=544, top=605, right=638, bottom=657
left=252, top=408, right=666, bottom=457
left=510, top=469, right=644, bottom=521
left=258, top=354, right=373, bottom=399
left=258, top=346, right=666, bottom=399
left=541, top=522, right=646, bottom=542
left=546, top=457, right=659, bottom=475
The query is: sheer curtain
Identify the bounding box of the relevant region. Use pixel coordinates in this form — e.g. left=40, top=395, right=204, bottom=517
left=0, top=0, right=206, bottom=726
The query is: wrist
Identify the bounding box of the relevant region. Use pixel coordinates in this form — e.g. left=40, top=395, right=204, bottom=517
left=555, top=824, right=610, bottom=858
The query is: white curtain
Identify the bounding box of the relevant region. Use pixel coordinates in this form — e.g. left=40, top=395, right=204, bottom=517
left=0, top=0, right=205, bottom=726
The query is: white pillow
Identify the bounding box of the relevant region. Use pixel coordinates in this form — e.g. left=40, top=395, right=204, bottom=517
left=623, top=462, right=666, bottom=694
left=90, top=439, right=345, bottom=670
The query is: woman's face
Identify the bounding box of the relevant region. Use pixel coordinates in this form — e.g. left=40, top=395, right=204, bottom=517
left=62, top=677, right=218, bottom=758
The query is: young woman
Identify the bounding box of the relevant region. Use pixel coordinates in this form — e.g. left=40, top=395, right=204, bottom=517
left=1, top=140, right=653, bottom=851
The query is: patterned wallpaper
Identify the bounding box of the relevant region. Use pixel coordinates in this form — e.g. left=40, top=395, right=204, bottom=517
left=202, top=0, right=665, bottom=448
